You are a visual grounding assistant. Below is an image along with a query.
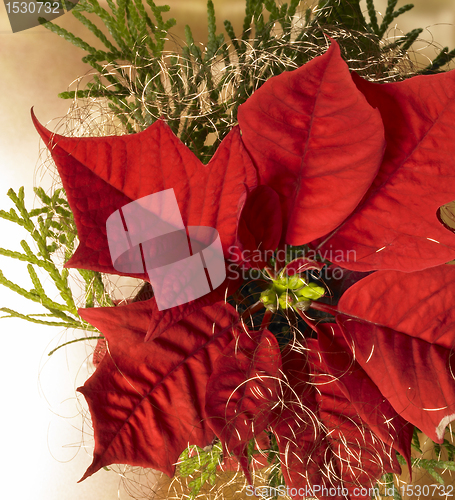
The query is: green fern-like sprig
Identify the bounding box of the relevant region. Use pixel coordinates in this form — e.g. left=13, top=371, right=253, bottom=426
left=0, top=187, right=110, bottom=340
left=178, top=442, right=223, bottom=499
left=375, top=428, right=455, bottom=499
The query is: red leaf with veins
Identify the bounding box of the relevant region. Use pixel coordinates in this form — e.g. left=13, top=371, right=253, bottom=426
left=32, top=111, right=257, bottom=277
left=319, top=70, right=455, bottom=271
left=205, top=328, right=281, bottom=477
left=77, top=302, right=239, bottom=480
left=271, top=342, right=400, bottom=500
left=80, top=270, right=242, bottom=343
left=270, top=347, right=323, bottom=498
left=317, top=324, right=413, bottom=473
left=238, top=41, right=385, bottom=245
left=336, top=265, right=455, bottom=442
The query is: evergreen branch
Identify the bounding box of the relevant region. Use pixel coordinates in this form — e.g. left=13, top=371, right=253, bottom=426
left=426, top=468, right=445, bottom=485
left=223, top=19, right=241, bottom=53
left=133, top=0, right=158, bottom=53
left=264, top=0, right=280, bottom=22
left=105, top=0, right=117, bottom=16
left=28, top=312, right=73, bottom=317
left=53, top=205, right=72, bottom=219
left=38, top=18, right=98, bottom=53
left=6, top=189, right=54, bottom=262
left=34, top=187, right=71, bottom=213
left=132, top=0, right=152, bottom=30
left=34, top=186, right=52, bottom=205
left=0, top=208, right=24, bottom=226
left=184, top=25, right=202, bottom=62
left=399, top=27, right=423, bottom=53
left=288, top=0, right=300, bottom=19
left=380, top=28, right=423, bottom=70
left=411, top=427, right=422, bottom=453
left=58, top=89, right=128, bottom=99
left=145, top=0, right=176, bottom=53
left=205, top=0, right=223, bottom=62
left=86, top=0, right=132, bottom=52
left=366, top=0, right=380, bottom=34
left=313, top=0, right=368, bottom=32
left=0, top=268, right=73, bottom=320
left=115, top=0, right=132, bottom=47
left=78, top=268, right=114, bottom=307
left=27, top=264, right=46, bottom=299
left=8, top=187, right=33, bottom=231
left=81, top=56, right=130, bottom=94
left=434, top=436, right=455, bottom=461
left=0, top=242, right=76, bottom=314
left=421, top=46, right=455, bottom=74
left=0, top=307, right=83, bottom=328
left=303, top=7, right=312, bottom=27
left=126, top=0, right=142, bottom=44
left=0, top=246, right=42, bottom=266
left=1, top=188, right=80, bottom=315
left=390, top=3, right=414, bottom=23
left=242, top=0, right=255, bottom=40
left=0, top=184, right=111, bottom=353
left=378, top=0, right=398, bottom=37
left=178, top=442, right=223, bottom=499
left=28, top=207, right=51, bottom=218
left=72, top=10, right=120, bottom=54
left=396, top=454, right=455, bottom=484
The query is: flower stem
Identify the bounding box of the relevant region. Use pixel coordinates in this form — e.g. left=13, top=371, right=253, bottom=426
left=260, top=309, right=274, bottom=329
left=274, top=242, right=286, bottom=273
left=295, top=309, right=320, bottom=334
left=263, top=264, right=276, bottom=280
left=309, top=301, right=339, bottom=315
left=241, top=300, right=264, bottom=321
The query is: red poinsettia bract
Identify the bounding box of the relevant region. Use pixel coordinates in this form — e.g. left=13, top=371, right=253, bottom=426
left=34, top=40, right=455, bottom=499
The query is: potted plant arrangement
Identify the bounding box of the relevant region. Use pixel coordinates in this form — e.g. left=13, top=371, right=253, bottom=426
left=3, top=0, right=455, bottom=498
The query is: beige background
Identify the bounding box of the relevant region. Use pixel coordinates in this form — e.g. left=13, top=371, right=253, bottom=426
left=0, top=1, right=453, bottom=499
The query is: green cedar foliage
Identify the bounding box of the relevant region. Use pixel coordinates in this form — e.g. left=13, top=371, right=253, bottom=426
left=38, top=0, right=455, bottom=164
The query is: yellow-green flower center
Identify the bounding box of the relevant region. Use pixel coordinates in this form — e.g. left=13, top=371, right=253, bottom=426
left=260, top=274, right=325, bottom=312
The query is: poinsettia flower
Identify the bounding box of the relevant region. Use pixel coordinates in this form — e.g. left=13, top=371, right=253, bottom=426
left=237, top=38, right=455, bottom=415
left=234, top=40, right=455, bottom=497
left=34, top=39, right=455, bottom=500
left=32, top=110, right=255, bottom=334
left=238, top=41, right=455, bottom=271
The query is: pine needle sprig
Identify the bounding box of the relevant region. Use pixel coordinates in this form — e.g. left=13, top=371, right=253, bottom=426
left=0, top=187, right=110, bottom=334
left=178, top=442, right=223, bottom=499
left=36, top=0, right=455, bottom=161
left=33, top=1, right=453, bottom=164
